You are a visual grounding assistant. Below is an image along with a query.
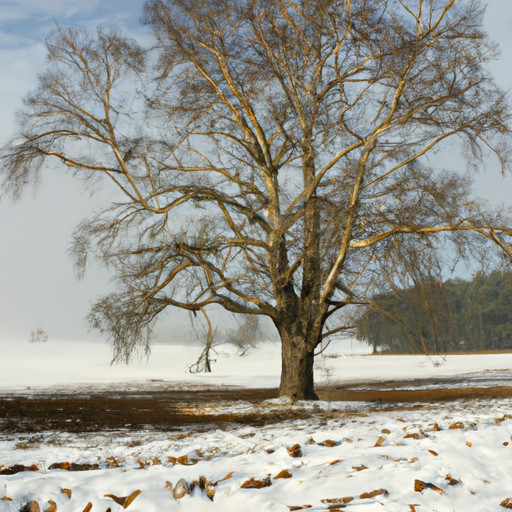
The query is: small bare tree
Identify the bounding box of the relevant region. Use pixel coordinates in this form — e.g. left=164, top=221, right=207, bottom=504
left=29, top=329, right=48, bottom=343
left=226, top=315, right=264, bottom=356
left=2, top=1, right=512, bottom=398
left=188, top=307, right=218, bottom=373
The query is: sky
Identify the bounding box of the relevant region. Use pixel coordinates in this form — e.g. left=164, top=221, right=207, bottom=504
left=1, top=1, right=512, bottom=344
left=0, top=0, right=152, bottom=342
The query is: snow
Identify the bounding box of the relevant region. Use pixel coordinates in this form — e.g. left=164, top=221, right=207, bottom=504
left=2, top=337, right=512, bottom=392
left=1, top=337, right=512, bottom=510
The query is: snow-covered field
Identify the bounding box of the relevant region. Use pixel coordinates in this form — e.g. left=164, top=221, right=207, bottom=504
left=2, top=337, right=512, bottom=392
left=1, top=338, right=512, bottom=511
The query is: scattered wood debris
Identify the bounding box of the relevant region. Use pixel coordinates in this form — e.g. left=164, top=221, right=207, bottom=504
left=445, top=473, right=461, bottom=486
left=19, top=502, right=40, bottom=512
left=374, top=436, right=386, bottom=447
left=287, top=444, right=303, bottom=457
left=241, top=476, right=272, bottom=489
left=414, top=479, right=444, bottom=495
left=48, top=462, right=99, bottom=471
left=60, top=488, right=71, bottom=500
left=172, top=479, right=190, bottom=499
left=501, top=497, right=512, bottom=509
left=104, top=490, right=141, bottom=509
left=0, top=464, right=39, bottom=475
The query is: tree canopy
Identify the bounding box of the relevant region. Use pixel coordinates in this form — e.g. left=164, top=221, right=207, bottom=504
left=2, top=0, right=512, bottom=398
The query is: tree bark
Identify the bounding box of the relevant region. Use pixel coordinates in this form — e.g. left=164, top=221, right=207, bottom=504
left=279, top=329, right=318, bottom=400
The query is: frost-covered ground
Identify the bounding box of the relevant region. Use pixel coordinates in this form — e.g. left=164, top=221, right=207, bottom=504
left=2, top=337, right=512, bottom=392
left=1, top=338, right=512, bottom=511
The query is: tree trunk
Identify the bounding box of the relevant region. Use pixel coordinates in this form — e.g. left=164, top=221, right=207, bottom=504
left=279, top=331, right=318, bottom=400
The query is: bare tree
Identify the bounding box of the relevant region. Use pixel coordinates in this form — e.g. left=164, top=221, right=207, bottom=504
left=2, top=1, right=512, bottom=398
left=188, top=307, right=218, bottom=373
left=226, top=315, right=264, bottom=356
left=29, top=329, right=49, bottom=343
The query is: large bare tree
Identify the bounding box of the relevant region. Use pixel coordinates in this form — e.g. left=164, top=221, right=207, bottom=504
left=2, top=0, right=512, bottom=398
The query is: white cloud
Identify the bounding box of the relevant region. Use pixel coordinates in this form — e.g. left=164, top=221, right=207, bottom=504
left=0, top=0, right=101, bottom=23
left=0, top=0, right=147, bottom=143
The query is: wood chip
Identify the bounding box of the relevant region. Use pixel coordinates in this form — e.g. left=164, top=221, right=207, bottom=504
left=359, top=489, right=389, bottom=499
left=214, top=471, right=234, bottom=485
left=48, top=462, right=99, bottom=471
left=414, top=479, right=444, bottom=495
left=319, top=439, right=338, bottom=447
left=104, top=490, right=141, bottom=509
left=241, top=476, right=272, bottom=489
left=172, top=479, right=190, bottom=500
left=177, top=455, right=197, bottom=465
left=501, top=497, right=512, bottom=509
left=43, top=500, right=57, bottom=512
left=404, top=432, right=425, bottom=439
left=0, top=464, right=39, bottom=475
left=19, top=501, right=40, bottom=512
left=374, top=436, right=385, bottom=447
left=321, top=497, right=354, bottom=504
left=189, top=476, right=216, bottom=501
left=445, top=473, right=461, bottom=486
left=288, top=444, right=303, bottom=457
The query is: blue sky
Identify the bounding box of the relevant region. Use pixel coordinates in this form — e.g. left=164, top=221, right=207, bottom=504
left=0, top=1, right=512, bottom=343
left=0, top=0, right=152, bottom=342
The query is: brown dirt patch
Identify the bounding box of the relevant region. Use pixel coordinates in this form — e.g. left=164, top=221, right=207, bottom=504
left=0, top=388, right=282, bottom=433
left=1, top=382, right=511, bottom=433
left=319, top=385, right=512, bottom=403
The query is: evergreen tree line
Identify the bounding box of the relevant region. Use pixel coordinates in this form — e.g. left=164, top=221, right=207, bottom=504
left=355, top=271, right=512, bottom=353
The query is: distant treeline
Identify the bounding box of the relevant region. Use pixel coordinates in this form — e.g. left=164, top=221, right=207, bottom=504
left=355, top=270, right=512, bottom=353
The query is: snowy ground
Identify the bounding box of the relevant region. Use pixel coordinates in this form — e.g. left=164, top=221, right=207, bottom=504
left=2, top=337, right=512, bottom=392
left=1, top=338, right=512, bottom=511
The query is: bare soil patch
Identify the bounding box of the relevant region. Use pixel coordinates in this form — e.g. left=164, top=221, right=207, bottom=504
left=1, top=381, right=511, bottom=433
left=320, top=385, right=512, bottom=403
